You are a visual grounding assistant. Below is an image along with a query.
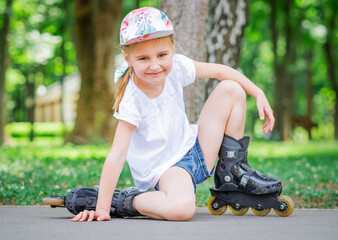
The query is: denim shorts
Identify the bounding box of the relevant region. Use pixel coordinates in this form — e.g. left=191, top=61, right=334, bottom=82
left=155, top=138, right=214, bottom=193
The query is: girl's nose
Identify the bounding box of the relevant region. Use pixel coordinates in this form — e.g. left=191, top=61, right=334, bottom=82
left=149, top=60, right=160, bottom=70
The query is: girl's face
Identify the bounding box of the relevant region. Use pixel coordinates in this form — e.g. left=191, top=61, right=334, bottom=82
left=123, top=37, right=174, bottom=87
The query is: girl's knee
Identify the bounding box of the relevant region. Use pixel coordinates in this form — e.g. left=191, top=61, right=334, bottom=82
left=217, top=80, right=246, bottom=100
left=166, top=198, right=196, bottom=221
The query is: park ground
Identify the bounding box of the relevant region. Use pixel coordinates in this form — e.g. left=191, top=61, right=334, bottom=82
left=0, top=206, right=337, bottom=240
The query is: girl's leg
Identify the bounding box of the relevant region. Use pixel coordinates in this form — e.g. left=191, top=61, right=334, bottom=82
left=132, top=166, right=195, bottom=221
left=197, top=80, right=247, bottom=172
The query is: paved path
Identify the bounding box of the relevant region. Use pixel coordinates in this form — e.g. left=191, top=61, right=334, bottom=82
left=0, top=206, right=337, bottom=240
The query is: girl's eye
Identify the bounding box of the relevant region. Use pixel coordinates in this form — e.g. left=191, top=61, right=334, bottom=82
left=139, top=57, right=148, bottom=61
left=159, top=53, right=167, bottom=58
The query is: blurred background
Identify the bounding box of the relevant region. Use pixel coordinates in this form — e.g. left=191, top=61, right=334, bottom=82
left=0, top=0, right=336, bottom=208
left=0, top=0, right=337, bottom=145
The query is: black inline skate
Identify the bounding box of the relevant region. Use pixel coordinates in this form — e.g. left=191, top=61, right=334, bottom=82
left=207, top=135, right=294, bottom=217
left=43, top=186, right=144, bottom=218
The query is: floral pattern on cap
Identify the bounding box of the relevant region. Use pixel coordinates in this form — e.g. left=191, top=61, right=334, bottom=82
left=120, top=7, right=174, bottom=46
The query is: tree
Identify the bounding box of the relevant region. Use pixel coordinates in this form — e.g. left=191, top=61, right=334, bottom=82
left=207, top=0, right=249, bottom=68
left=0, top=0, right=13, bottom=144
left=322, top=0, right=338, bottom=139
left=161, top=0, right=210, bottom=123
left=270, top=0, right=300, bottom=141
left=161, top=0, right=249, bottom=123
left=59, top=0, right=70, bottom=141
left=69, top=0, right=123, bottom=144
left=206, top=0, right=250, bottom=94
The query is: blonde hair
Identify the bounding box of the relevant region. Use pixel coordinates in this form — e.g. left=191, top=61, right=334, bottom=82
left=114, top=64, right=133, bottom=112
left=114, top=35, right=175, bottom=112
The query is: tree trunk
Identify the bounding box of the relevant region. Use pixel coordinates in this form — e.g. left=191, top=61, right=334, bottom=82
left=270, top=0, right=282, bottom=140
left=305, top=50, right=314, bottom=139
left=26, top=75, right=35, bottom=142
left=161, top=0, right=210, bottom=123
left=281, top=0, right=295, bottom=142
left=59, top=0, right=69, bottom=142
left=70, top=0, right=122, bottom=144
left=206, top=0, right=250, bottom=96
left=0, top=0, right=13, bottom=145
left=323, top=9, right=338, bottom=139
left=270, top=0, right=297, bottom=141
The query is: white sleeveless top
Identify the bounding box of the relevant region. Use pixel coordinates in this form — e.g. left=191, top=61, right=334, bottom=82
left=114, top=54, right=197, bottom=191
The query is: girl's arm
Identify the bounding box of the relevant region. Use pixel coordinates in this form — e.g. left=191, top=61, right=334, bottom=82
left=95, top=119, right=135, bottom=213
left=71, top=120, right=135, bottom=222
left=194, top=61, right=274, bottom=134
left=194, top=61, right=262, bottom=97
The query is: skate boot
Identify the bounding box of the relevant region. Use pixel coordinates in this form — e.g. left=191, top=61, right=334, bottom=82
left=207, top=135, right=294, bottom=217
left=43, top=185, right=120, bottom=216
left=215, top=135, right=281, bottom=194
left=111, top=187, right=144, bottom=218
left=43, top=186, right=144, bottom=218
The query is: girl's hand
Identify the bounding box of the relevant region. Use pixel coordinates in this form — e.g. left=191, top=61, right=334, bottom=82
left=256, top=92, right=275, bottom=134
left=70, top=209, right=111, bottom=222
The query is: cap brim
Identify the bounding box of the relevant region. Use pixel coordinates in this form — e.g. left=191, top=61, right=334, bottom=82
left=121, top=30, right=175, bottom=46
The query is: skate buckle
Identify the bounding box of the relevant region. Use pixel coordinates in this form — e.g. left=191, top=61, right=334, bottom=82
left=226, top=151, right=236, bottom=158
left=240, top=175, right=249, bottom=187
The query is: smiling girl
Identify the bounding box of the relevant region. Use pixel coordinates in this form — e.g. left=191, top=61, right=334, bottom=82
left=71, top=6, right=276, bottom=222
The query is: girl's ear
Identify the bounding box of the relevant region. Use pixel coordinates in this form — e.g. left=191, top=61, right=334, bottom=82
left=122, top=50, right=131, bottom=66
left=171, top=40, right=176, bottom=54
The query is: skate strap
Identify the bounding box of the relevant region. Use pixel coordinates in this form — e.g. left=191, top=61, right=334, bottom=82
left=239, top=169, right=255, bottom=188
left=223, top=148, right=247, bottom=161
left=85, top=197, right=97, bottom=210
left=116, top=187, right=142, bottom=216
left=116, top=190, right=127, bottom=215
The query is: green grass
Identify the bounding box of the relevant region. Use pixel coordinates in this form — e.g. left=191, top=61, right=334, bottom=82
left=0, top=140, right=337, bottom=208
left=0, top=142, right=133, bottom=205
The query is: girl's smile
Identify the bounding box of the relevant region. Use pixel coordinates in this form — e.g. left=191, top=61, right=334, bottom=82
left=145, top=69, right=165, bottom=77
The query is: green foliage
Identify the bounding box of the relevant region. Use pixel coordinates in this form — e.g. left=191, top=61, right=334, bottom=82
left=0, top=140, right=337, bottom=208
left=33, top=122, right=66, bottom=137
left=2, top=0, right=77, bottom=122
left=5, top=122, right=73, bottom=138
left=240, top=0, right=337, bottom=138
left=5, top=122, right=32, bottom=137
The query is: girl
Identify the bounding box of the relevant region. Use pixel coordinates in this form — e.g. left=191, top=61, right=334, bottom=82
left=71, top=7, right=275, bottom=222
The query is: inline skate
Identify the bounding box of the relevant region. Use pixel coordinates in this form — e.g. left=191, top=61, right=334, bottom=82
left=43, top=186, right=144, bottom=218
left=207, top=135, right=294, bottom=217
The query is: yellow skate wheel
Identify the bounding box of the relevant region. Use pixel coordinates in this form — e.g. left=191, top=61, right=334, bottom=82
left=252, top=208, right=271, bottom=216
left=229, top=206, right=249, bottom=216
left=207, top=196, right=227, bottom=215
left=42, top=196, right=65, bottom=206
left=274, top=195, right=294, bottom=217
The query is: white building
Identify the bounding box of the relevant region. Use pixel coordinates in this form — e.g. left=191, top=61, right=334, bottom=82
left=35, top=74, right=80, bottom=124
